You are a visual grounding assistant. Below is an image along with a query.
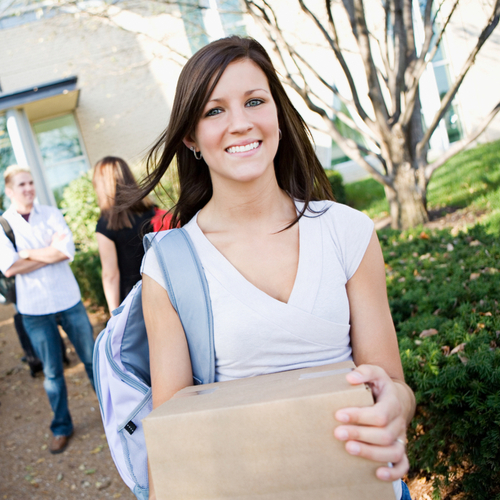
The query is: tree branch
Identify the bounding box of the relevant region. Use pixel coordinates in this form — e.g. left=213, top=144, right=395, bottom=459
left=425, top=100, right=500, bottom=178
left=57, top=0, right=191, bottom=62
left=310, top=118, right=385, bottom=163
left=0, top=0, right=16, bottom=17
left=388, top=0, right=406, bottom=124
left=349, top=0, right=391, bottom=130
left=416, top=0, right=500, bottom=158
left=294, top=0, right=374, bottom=126
left=424, top=0, right=459, bottom=68
left=403, top=0, right=459, bottom=128
left=322, top=115, right=391, bottom=185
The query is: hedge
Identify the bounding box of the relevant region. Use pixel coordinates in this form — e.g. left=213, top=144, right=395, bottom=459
left=325, top=169, right=347, bottom=204
left=380, top=225, right=500, bottom=499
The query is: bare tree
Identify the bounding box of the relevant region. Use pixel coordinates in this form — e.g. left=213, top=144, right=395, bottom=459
left=2, top=1, right=498, bottom=228
left=244, top=0, right=500, bottom=228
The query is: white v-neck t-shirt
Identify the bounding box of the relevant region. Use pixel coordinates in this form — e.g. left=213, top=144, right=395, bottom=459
left=142, top=200, right=401, bottom=500
left=142, top=200, right=374, bottom=381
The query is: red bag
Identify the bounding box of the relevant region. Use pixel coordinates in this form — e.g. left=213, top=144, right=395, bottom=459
left=151, top=208, right=172, bottom=232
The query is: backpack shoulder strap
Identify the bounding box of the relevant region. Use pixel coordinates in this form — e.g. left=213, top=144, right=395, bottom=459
left=0, top=216, right=16, bottom=250
left=144, top=229, right=215, bottom=385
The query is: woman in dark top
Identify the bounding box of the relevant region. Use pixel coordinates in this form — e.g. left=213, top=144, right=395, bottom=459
left=93, top=157, right=155, bottom=311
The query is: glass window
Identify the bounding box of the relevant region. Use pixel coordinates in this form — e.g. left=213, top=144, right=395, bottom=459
left=417, top=1, right=462, bottom=144
left=32, top=114, right=89, bottom=206
left=179, top=0, right=210, bottom=54
left=217, top=0, right=246, bottom=36
left=433, top=64, right=450, bottom=99
left=180, top=0, right=246, bottom=54
left=0, top=115, right=17, bottom=212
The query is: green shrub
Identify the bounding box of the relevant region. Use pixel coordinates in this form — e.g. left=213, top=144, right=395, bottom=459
left=325, top=169, right=347, bottom=204
left=70, top=249, right=107, bottom=310
left=379, top=225, right=500, bottom=499
left=60, top=172, right=100, bottom=252
left=345, top=176, right=389, bottom=218
left=61, top=173, right=104, bottom=308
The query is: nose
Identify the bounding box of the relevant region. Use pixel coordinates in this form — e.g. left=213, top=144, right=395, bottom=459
left=228, top=107, right=252, bottom=135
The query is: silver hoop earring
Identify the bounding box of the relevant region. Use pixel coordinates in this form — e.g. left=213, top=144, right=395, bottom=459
left=278, top=128, right=282, bottom=141
left=190, top=146, right=202, bottom=160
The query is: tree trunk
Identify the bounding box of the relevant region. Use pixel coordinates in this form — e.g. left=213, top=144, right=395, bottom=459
left=384, top=161, right=428, bottom=229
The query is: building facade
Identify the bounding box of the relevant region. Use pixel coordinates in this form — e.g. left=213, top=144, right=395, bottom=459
left=0, top=0, right=499, bottom=207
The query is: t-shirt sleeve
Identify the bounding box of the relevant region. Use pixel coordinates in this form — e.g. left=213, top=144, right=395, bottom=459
left=95, top=216, right=113, bottom=239
left=141, top=247, right=167, bottom=290
left=324, top=202, right=375, bottom=281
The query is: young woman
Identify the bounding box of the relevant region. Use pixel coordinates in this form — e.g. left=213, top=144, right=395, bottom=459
left=130, top=37, right=415, bottom=500
left=93, top=157, right=156, bottom=311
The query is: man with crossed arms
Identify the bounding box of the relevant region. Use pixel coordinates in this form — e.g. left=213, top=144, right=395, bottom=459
left=0, top=165, right=94, bottom=454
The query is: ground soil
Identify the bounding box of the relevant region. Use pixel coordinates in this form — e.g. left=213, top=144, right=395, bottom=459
left=0, top=303, right=134, bottom=500
left=0, top=207, right=482, bottom=500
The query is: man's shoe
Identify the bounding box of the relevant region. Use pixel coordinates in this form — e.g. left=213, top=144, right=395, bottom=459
left=49, top=433, right=72, bottom=454
left=28, top=357, right=43, bottom=378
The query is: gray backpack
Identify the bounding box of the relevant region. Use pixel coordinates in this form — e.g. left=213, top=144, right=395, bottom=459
left=93, top=228, right=214, bottom=500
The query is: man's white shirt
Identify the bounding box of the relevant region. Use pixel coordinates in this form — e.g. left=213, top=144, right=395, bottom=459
left=0, top=203, right=81, bottom=315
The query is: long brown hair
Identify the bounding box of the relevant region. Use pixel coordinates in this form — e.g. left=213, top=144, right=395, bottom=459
left=93, top=156, right=154, bottom=230
left=119, top=36, right=333, bottom=227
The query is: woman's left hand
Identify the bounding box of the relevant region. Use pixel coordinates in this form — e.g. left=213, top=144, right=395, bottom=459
left=333, top=364, right=410, bottom=481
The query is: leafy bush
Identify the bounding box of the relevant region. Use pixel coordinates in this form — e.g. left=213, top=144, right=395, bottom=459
left=379, top=225, right=500, bottom=499
left=60, top=172, right=100, bottom=252
left=325, top=169, right=347, bottom=204
left=61, top=173, right=105, bottom=308
left=70, top=249, right=107, bottom=310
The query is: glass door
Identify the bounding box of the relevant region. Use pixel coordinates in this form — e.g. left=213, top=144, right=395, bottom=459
left=32, top=113, right=90, bottom=206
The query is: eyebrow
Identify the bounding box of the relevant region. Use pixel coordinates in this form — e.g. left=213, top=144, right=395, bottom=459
left=207, top=88, right=270, bottom=104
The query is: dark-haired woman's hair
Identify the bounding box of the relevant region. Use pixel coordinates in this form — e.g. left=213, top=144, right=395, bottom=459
left=93, top=156, right=154, bottom=231
left=119, top=36, right=333, bottom=228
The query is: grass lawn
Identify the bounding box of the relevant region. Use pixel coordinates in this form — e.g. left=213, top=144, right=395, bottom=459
left=344, top=139, right=500, bottom=233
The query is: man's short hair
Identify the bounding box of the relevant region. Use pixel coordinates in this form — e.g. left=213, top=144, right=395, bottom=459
left=4, top=165, right=31, bottom=186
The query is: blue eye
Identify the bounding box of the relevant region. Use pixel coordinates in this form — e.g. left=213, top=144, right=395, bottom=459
left=246, top=99, right=263, bottom=107
left=206, top=108, right=222, bottom=117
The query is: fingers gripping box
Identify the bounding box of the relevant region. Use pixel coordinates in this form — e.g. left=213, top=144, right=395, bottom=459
left=143, top=361, right=396, bottom=499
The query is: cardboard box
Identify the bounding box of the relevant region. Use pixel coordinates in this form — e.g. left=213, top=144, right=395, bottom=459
left=144, top=361, right=395, bottom=499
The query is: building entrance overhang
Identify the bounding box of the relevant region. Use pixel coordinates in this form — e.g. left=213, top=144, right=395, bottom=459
left=0, top=77, right=79, bottom=121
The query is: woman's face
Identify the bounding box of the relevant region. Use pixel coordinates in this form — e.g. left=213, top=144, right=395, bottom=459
left=185, top=59, right=280, bottom=188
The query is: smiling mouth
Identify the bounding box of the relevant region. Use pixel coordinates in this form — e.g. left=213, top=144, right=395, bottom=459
left=226, top=141, right=260, bottom=154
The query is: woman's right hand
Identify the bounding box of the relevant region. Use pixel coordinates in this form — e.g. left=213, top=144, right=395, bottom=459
left=333, top=364, right=411, bottom=481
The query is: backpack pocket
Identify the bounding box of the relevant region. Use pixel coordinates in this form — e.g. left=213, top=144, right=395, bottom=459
left=117, top=389, right=153, bottom=493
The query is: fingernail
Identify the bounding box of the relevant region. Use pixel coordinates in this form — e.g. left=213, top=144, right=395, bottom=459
left=346, top=442, right=360, bottom=455
left=349, top=371, right=363, bottom=381
left=336, top=412, right=349, bottom=423
left=336, top=429, right=348, bottom=440
left=378, top=470, right=391, bottom=480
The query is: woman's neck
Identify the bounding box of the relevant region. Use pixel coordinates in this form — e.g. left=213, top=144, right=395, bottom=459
left=199, top=175, right=295, bottom=233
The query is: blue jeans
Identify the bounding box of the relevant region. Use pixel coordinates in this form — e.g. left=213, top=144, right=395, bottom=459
left=23, top=300, right=95, bottom=436
left=401, top=480, right=412, bottom=500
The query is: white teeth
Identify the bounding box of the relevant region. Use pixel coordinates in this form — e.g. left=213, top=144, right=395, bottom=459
left=226, top=141, right=259, bottom=154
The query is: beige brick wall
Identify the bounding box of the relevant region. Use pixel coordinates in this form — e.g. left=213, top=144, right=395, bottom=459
left=0, top=12, right=183, bottom=171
